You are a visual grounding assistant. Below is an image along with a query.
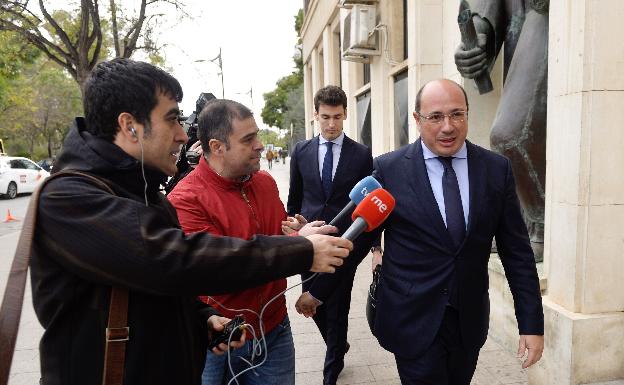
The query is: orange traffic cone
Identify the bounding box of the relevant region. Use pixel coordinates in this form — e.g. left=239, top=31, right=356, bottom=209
left=4, top=209, right=19, bottom=222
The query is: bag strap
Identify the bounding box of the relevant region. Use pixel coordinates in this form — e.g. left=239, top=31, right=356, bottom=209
left=102, top=287, right=129, bottom=385
left=0, top=170, right=128, bottom=385
left=0, top=175, right=44, bottom=385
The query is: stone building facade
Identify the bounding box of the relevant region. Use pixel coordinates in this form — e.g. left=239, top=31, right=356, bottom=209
left=300, top=1, right=624, bottom=384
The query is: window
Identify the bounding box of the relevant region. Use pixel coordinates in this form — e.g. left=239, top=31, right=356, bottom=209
left=363, top=63, right=371, bottom=85
left=23, top=160, right=40, bottom=170
left=356, top=91, right=372, bottom=147
left=10, top=160, right=27, bottom=169
left=393, top=70, right=409, bottom=148
left=333, top=28, right=342, bottom=87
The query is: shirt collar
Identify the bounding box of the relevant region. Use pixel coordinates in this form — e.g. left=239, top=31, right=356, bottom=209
left=421, top=140, right=467, bottom=160
left=319, top=132, right=345, bottom=147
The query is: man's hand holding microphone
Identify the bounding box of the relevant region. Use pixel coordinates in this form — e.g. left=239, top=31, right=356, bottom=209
left=296, top=185, right=396, bottom=317
left=281, top=213, right=354, bottom=274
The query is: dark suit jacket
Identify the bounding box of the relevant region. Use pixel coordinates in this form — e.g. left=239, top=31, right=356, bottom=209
left=287, top=134, right=373, bottom=234
left=287, top=134, right=374, bottom=298
left=311, top=139, right=544, bottom=358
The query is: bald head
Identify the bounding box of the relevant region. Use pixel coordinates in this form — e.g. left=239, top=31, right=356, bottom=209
left=413, top=78, right=469, bottom=157
left=415, top=79, right=469, bottom=113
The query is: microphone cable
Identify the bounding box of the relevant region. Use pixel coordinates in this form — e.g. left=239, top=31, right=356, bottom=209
left=135, top=127, right=149, bottom=207
left=205, top=272, right=320, bottom=385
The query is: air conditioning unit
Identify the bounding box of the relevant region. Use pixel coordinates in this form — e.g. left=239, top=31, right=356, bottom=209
left=341, top=4, right=380, bottom=63
left=338, top=0, right=379, bottom=8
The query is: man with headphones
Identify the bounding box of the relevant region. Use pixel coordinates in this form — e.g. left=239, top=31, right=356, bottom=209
left=30, top=58, right=353, bottom=385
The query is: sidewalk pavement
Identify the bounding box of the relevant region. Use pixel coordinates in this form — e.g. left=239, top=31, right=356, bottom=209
left=0, top=157, right=528, bottom=385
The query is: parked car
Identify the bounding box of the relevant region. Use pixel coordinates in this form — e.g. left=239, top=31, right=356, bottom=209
left=0, top=156, right=50, bottom=199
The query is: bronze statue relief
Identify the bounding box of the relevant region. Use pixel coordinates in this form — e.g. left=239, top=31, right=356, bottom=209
left=455, top=0, right=549, bottom=262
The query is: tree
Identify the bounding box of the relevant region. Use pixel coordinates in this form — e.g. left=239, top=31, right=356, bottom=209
left=261, top=8, right=305, bottom=148
left=31, top=62, right=83, bottom=157
left=282, top=83, right=305, bottom=144
left=261, top=72, right=302, bottom=129
left=0, top=0, right=185, bottom=90
left=258, top=129, right=286, bottom=149
left=0, top=59, right=81, bottom=158
left=0, top=30, right=40, bottom=111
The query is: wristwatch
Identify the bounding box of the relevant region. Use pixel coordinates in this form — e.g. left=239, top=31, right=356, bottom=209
left=370, top=246, right=383, bottom=254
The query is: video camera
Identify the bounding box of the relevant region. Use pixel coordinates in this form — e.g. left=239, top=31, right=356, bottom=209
left=165, top=92, right=216, bottom=194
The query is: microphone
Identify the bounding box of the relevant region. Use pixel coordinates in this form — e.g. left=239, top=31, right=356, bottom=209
left=341, top=188, right=395, bottom=241
left=329, top=176, right=382, bottom=226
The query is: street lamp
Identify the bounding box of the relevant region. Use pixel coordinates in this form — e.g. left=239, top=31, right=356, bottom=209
left=195, top=47, right=225, bottom=98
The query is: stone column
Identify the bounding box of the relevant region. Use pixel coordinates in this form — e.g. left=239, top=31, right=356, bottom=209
left=531, top=1, right=624, bottom=384
left=310, top=47, right=323, bottom=137
left=406, top=0, right=443, bottom=145
left=322, top=25, right=341, bottom=86
left=303, top=62, right=314, bottom=139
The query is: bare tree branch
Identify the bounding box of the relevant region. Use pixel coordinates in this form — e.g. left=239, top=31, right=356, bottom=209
left=146, top=0, right=188, bottom=17
left=1, top=0, right=188, bottom=88
left=87, top=0, right=103, bottom=68
left=108, top=0, right=120, bottom=56
left=121, top=0, right=147, bottom=57
left=0, top=4, right=41, bottom=30
left=0, top=19, right=75, bottom=75
left=38, top=0, right=78, bottom=60
left=3, top=1, right=36, bottom=19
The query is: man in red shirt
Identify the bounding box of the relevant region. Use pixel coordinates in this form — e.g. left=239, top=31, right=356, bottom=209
left=168, top=99, right=328, bottom=385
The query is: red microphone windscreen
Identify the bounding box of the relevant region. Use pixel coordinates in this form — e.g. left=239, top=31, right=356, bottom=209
left=351, top=188, right=396, bottom=231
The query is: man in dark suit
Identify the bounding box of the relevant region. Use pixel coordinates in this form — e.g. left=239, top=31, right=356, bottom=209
left=286, top=85, right=377, bottom=385
left=296, top=79, right=544, bottom=384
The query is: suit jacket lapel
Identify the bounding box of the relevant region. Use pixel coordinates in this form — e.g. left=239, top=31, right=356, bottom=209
left=465, top=141, right=486, bottom=240
left=405, top=139, right=455, bottom=250
left=307, top=136, right=324, bottom=196
left=330, top=135, right=353, bottom=199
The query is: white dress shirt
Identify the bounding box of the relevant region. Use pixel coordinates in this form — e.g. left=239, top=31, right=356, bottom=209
left=318, top=132, right=344, bottom=181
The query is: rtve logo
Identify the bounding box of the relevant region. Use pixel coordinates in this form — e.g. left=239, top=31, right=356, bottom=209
left=371, top=196, right=388, bottom=213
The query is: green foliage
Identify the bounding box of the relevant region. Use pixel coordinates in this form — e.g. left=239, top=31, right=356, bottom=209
left=282, top=84, right=306, bottom=145
left=293, top=9, right=304, bottom=73
left=0, top=32, right=40, bottom=79
left=0, top=31, right=41, bottom=111
left=261, top=73, right=302, bottom=128
left=258, top=129, right=286, bottom=148
left=0, top=59, right=82, bottom=158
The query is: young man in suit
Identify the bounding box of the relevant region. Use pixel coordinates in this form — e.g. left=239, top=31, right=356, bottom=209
left=286, top=85, right=377, bottom=385
left=296, top=79, right=544, bottom=385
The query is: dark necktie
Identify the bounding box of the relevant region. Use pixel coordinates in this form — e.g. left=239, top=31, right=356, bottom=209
left=437, top=157, right=466, bottom=248
left=322, top=142, right=334, bottom=198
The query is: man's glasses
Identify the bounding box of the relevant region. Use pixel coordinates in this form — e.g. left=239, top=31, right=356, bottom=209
left=416, top=110, right=468, bottom=124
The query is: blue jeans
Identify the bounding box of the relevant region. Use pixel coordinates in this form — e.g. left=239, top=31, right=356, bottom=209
left=201, top=315, right=295, bottom=385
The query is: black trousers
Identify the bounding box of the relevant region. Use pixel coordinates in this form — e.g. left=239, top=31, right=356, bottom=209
left=302, top=267, right=357, bottom=385
left=394, top=307, right=480, bottom=385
